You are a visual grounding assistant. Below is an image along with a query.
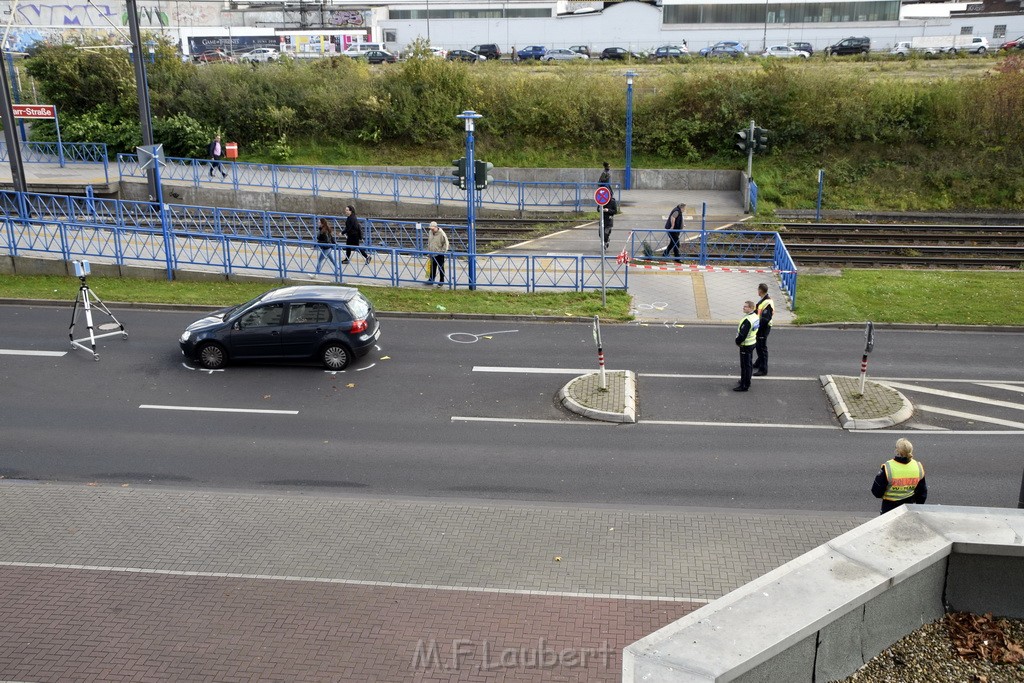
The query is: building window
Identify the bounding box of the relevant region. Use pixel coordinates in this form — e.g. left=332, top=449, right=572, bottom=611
left=994, top=25, right=1006, bottom=39
left=389, top=7, right=550, bottom=20
left=960, top=26, right=973, bottom=35
left=663, top=1, right=899, bottom=25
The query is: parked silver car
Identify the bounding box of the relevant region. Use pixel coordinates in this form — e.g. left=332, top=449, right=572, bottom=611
left=543, top=48, right=589, bottom=62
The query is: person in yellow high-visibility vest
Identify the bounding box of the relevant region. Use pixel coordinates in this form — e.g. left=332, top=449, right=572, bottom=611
left=871, top=438, right=928, bottom=514
left=733, top=300, right=759, bottom=392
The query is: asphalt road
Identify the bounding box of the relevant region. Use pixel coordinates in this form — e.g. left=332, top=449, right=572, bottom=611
left=1, top=303, right=1021, bottom=514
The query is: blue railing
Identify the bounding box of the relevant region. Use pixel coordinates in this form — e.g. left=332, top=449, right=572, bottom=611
left=116, top=154, right=618, bottom=212
left=0, top=142, right=110, bottom=184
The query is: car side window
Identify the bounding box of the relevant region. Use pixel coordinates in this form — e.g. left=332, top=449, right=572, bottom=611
left=239, top=303, right=284, bottom=328
left=286, top=303, right=331, bottom=325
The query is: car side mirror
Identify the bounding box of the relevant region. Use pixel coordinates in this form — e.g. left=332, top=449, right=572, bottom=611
left=233, top=321, right=241, bottom=330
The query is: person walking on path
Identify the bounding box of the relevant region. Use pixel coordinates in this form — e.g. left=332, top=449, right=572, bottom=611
left=601, top=195, right=618, bottom=249
left=207, top=135, right=227, bottom=179
left=753, top=283, right=774, bottom=376
left=734, top=300, right=758, bottom=392
left=598, top=161, right=611, bottom=188
left=872, top=438, right=927, bottom=515
left=314, top=218, right=338, bottom=274
left=663, top=202, right=684, bottom=258
left=341, top=205, right=370, bottom=264
left=426, top=221, right=449, bottom=286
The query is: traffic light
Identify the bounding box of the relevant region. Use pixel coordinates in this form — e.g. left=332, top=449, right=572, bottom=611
left=753, top=127, right=771, bottom=152
left=734, top=130, right=750, bottom=153
left=451, top=157, right=466, bottom=190
left=474, top=160, right=494, bottom=190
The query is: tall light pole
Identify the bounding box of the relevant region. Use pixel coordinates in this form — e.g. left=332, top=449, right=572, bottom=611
left=457, top=110, right=482, bottom=290
left=762, top=0, right=770, bottom=52
left=126, top=0, right=158, bottom=201
left=624, top=70, right=636, bottom=191
left=426, top=0, right=431, bottom=44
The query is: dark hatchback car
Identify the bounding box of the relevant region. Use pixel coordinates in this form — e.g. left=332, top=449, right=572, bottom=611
left=179, top=286, right=381, bottom=370
left=447, top=49, right=485, bottom=62
left=789, top=41, right=814, bottom=56
left=363, top=49, right=397, bottom=64
left=471, top=43, right=501, bottom=60
left=600, top=46, right=638, bottom=60
left=825, top=36, right=870, bottom=56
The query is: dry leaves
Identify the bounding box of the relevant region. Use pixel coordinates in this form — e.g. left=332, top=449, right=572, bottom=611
left=947, top=611, right=1024, bottom=664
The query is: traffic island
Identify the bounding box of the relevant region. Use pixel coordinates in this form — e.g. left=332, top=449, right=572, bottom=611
left=821, top=374, right=913, bottom=430
left=558, top=370, right=636, bottom=423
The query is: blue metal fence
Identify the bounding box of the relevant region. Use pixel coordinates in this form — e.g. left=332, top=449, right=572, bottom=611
left=116, top=154, right=618, bottom=212
left=0, top=142, right=110, bottom=183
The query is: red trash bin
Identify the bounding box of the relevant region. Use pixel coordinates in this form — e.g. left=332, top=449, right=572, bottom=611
left=225, top=142, right=238, bottom=159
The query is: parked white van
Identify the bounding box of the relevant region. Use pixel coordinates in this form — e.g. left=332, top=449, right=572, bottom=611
left=341, top=42, right=388, bottom=57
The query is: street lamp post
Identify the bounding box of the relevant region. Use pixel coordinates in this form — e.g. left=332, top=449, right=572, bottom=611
left=457, top=110, right=482, bottom=290
left=762, top=0, right=770, bottom=52
left=624, top=71, right=636, bottom=191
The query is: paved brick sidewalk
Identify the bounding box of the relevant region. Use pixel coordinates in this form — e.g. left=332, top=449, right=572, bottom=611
left=0, top=482, right=869, bottom=681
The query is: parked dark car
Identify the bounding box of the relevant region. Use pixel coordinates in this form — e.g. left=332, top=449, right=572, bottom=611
left=363, top=49, right=397, bottom=64
left=447, top=49, right=485, bottom=62
left=179, top=286, right=381, bottom=370
left=517, top=45, right=546, bottom=60
left=652, top=44, right=689, bottom=60
left=471, top=43, right=501, bottom=60
left=788, top=41, right=814, bottom=56
left=699, top=40, right=746, bottom=58
left=825, top=36, right=870, bottom=56
left=568, top=45, right=591, bottom=57
left=600, top=46, right=638, bottom=60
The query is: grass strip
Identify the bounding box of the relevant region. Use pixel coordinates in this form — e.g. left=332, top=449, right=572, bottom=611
left=0, top=274, right=634, bottom=321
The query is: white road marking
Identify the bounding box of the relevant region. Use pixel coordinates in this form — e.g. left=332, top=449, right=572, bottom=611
left=881, top=381, right=1024, bottom=412
left=474, top=366, right=598, bottom=374
left=874, top=377, right=1024, bottom=384
left=639, top=373, right=815, bottom=381
left=914, top=405, right=1024, bottom=430
left=642, top=420, right=840, bottom=429
left=0, top=349, right=67, bottom=357
left=452, top=416, right=837, bottom=429
left=452, top=416, right=607, bottom=425
left=975, top=383, right=1024, bottom=394
left=0, top=561, right=699, bottom=603
left=449, top=329, right=519, bottom=344
left=140, top=404, right=298, bottom=415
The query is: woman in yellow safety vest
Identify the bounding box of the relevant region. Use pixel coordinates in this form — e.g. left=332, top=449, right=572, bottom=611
left=871, top=438, right=927, bottom=515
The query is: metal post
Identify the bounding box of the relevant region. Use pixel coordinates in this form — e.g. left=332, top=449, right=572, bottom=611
left=6, top=53, right=26, bottom=143
left=599, top=207, right=607, bottom=307
left=458, top=111, right=482, bottom=290
left=815, top=169, right=825, bottom=221
left=625, top=70, right=636, bottom=191
left=126, top=0, right=158, bottom=201
left=1018, top=467, right=1024, bottom=508
left=747, top=119, right=755, bottom=179
left=0, top=48, right=28, bottom=211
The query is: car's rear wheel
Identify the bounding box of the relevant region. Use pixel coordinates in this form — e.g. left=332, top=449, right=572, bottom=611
left=321, top=342, right=352, bottom=371
left=196, top=342, right=227, bottom=370
left=977, top=47, right=986, bottom=54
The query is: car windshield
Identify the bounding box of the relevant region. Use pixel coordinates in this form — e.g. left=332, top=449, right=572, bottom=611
left=223, top=291, right=270, bottom=320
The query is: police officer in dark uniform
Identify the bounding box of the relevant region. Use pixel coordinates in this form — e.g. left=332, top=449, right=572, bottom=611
left=753, top=283, right=774, bottom=376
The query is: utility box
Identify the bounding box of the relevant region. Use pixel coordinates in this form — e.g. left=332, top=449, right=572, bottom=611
left=225, top=142, right=238, bottom=159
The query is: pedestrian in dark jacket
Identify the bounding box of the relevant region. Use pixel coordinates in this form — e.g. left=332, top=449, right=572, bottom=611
left=872, top=438, right=927, bottom=515
left=207, top=135, right=227, bottom=178
left=314, top=218, right=338, bottom=273
left=341, top=205, right=370, bottom=264
left=601, top=196, right=617, bottom=249
left=663, top=203, right=684, bottom=258
left=598, top=161, right=611, bottom=189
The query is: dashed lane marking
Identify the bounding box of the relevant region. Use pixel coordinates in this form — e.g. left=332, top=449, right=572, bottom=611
left=913, top=405, right=1024, bottom=430
left=0, top=349, right=67, bottom=357
left=140, top=404, right=298, bottom=415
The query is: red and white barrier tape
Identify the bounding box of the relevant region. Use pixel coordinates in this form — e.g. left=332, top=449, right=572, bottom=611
left=627, top=261, right=796, bottom=275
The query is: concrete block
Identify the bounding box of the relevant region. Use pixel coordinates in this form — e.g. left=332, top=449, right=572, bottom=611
left=172, top=269, right=227, bottom=283
left=813, top=607, right=865, bottom=682
left=861, top=559, right=946, bottom=661
left=86, top=261, right=121, bottom=278
left=272, top=193, right=315, bottom=215
left=0, top=255, right=14, bottom=274
left=120, top=264, right=167, bottom=281
left=946, top=554, right=1024, bottom=618
left=733, top=633, right=816, bottom=683
left=13, top=255, right=67, bottom=276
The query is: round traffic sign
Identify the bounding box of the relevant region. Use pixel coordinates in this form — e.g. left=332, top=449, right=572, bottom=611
left=594, top=186, right=611, bottom=206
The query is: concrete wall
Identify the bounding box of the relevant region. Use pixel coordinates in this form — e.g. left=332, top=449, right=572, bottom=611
left=623, top=506, right=1024, bottom=683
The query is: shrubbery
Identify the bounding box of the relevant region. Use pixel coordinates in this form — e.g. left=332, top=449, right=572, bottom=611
left=20, top=39, right=1024, bottom=208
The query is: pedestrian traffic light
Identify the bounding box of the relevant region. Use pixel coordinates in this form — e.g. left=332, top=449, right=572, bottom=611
left=734, top=130, right=751, bottom=153
left=451, top=157, right=466, bottom=190
left=753, top=127, right=771, bottom=152
left=474, top=160, right=493, bottom=190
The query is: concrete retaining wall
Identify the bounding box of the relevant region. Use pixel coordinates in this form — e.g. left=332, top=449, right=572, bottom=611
left=623, top=506, right=1024, bottom=682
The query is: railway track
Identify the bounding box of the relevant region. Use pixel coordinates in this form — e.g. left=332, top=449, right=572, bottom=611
left=771, top=222, right=1024, bottom=269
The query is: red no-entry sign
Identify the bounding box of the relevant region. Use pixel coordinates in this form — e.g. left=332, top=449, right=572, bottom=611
left=594, top=186, right=611, bottom=206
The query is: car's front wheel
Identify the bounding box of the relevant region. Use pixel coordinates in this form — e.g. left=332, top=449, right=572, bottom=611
left=321, top=342, right=352, bottom=370
left=196, top=342, right=227, bottom=370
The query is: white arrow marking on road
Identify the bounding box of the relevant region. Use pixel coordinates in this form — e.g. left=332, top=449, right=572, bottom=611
left=881, top=381, right=1024, bottom=412
left=914, top=405, right=1024, bottom=430
left=140, top=404, right=298, bottom=415
left=0, top=349, right=67, bottom=357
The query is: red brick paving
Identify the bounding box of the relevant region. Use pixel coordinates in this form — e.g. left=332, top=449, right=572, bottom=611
left=0, top=567, right=697, bottom=682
